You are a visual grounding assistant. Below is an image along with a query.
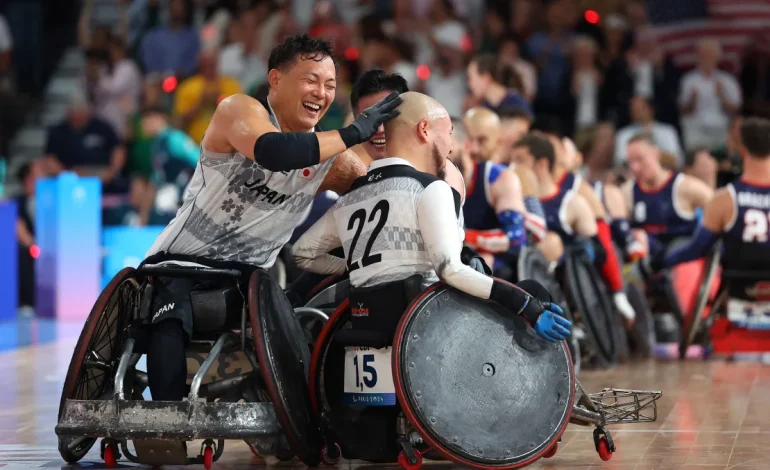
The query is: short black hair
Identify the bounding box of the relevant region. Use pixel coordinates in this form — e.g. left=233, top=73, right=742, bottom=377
left=350, top=69, right=409, bottom=111
left=741, top=117, right=770, bottom=159
left=530, top=115, right=565, bottom=138
left=267, top=34, right=338, bottom=74
left=514, top=132, right=556, bottom=170
left=498, top=105, right=533, bottom=122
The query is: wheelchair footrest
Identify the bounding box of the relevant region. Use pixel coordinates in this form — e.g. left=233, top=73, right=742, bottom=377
left=133, top=439, right=188, bottom=466
left=55, top=399, right=282, bottom=440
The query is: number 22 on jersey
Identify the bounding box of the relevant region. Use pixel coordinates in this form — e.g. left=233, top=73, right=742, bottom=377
left=347, top=200, right=390, bottom=272
left=342, top=346, right=396, bottom=406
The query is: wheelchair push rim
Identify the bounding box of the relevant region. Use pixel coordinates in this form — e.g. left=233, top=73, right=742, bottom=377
left=392, top=281, right=575, bottom=469
left=57, top=267, right=139, bottom=463
left=249, top=270, right=323, bottom=466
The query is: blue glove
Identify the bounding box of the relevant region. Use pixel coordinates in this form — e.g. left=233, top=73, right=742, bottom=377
left=533, top=302, right=572, bottom=342
left=582, top=239, right=596, bottom=262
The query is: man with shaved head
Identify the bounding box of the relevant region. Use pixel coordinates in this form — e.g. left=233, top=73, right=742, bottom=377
left=459, top=107, right=547, bottom=278
left=292, top=92, right=570, bottom=344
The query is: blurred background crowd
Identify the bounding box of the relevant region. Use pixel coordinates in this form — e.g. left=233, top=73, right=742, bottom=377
left=3, top=0, right=770, bottom=313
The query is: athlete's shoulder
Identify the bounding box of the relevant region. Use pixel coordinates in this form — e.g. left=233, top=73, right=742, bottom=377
left=347, top=163, right=439, bottom=193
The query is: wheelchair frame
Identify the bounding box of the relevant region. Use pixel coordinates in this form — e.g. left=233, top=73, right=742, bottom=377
left=55, top=264, right=298, bottom=468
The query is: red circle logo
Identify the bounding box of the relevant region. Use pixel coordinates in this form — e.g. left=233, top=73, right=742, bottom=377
left=303, top=169, right=311, bottom=177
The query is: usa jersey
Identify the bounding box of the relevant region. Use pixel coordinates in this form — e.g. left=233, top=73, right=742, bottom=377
left=541, top=186, right=577, bottom=244
left=331, top=158, right=459, bottom=288
left=463, top=161, right=507, bottom=230
left=146, top=98, right=335, bottom=267
left=630, top=172, right=697, bottom=246
left=558, top=171, right=581, bottom=194
left=723, top=179, right=770, bottom=300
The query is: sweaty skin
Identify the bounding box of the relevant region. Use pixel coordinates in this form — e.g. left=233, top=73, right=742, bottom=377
left=444, top=158, right=466, bottom=203
left=386, top=92, right=450, bottom=136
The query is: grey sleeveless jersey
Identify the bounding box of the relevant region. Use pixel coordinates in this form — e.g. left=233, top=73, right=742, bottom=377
left=146, top=103, right=336, bottom=268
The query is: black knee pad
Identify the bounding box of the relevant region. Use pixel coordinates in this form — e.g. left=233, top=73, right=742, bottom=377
left=147, top=319, right=187, bottom=401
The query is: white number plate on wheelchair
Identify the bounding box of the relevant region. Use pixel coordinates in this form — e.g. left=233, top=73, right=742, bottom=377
left=728, top=299, right=770, bottom=330
left=342, top=346, right=396, bottom=406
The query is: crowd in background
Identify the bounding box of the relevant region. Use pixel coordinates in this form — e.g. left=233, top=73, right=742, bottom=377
left=6, top=0, right=770, bottom=312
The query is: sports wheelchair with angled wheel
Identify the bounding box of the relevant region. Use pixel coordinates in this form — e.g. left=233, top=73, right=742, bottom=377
left=55, top=262, right=329, bottom=468
left=308, top=279, right=662, bottom=469
left=679, top=243, right=770, bottom=358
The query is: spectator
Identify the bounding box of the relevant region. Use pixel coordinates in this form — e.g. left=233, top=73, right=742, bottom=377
left=93, top=37, right=143, bottom=138
left=570, top=35, right=602, bottom=133
left=141, top=0, right=201, bottom=77
left=425, top=36, right=466, bottom=118
left=615, top=96, right=684, bottom=167
left=173, top=48, right=242, bottom=144
left=15, top=161, right=42, bottom=315
left=477, top=9, right=507, bottom=54
left=601, top=26, right=681, bottom=130
left=308, top=0, right=354, bottom=58
left=679, top=39, right=742, bottom=153
left=498, top=33, right=537, bottom=102
left=42, top=92, right=127, bottom=196
left=218, top=7, right=268, bottom=94
left=132, top=106, right=199, bottom=226
left=362, top=36, right=419, bottom=91
left=623, top=0, right=650, bottom=33
left=77, top=0, right=114, bottom=51
left=427, top=0, right=468, bottom=62
left=599, top=14, right=630, bottom=69
left=527, top=0, right=574, bottom=116
left=466, top=54, right=531, bottom=115
left=126, top=75, right=164, bottom=181
left=739, top=34, right=770, bottom=119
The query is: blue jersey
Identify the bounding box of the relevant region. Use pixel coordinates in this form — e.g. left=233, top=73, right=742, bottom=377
left=540, top=185, right=577, bottom=245
left=630, top=172, right=697, bottom=249
left=463, top=161, right=507, bottom=230
left=558, top=171, right=581, bottom=194
left=723, top=180, right=770, bottom=284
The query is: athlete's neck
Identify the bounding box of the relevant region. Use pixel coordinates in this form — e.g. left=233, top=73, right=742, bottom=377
left=642, top=168, right=671, bottom=189
left=387, top=145, right=433, bottom=175
left=484, top=83, right=508, bottom=108
left=539, top=175, right=558, bottom=198
left=742, top=158, right=770, bottom=184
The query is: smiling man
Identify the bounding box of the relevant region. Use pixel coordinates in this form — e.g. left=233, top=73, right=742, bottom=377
left=141, top=34, right=402, bottom=403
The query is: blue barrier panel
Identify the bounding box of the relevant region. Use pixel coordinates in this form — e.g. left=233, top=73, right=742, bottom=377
left=102, top=226, right=164, bottom=287
left=36, top=173, right=101, bottom=320
left=0, top=201, right=18, bottom=320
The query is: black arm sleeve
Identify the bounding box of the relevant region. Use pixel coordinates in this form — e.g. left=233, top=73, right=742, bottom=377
left=252, top=132, right=322, bottom=172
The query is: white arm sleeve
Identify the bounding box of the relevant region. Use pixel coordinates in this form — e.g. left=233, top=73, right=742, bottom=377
left=417, top=181, right=494, bottom=299
left=291, top=209, right=347, bottom=275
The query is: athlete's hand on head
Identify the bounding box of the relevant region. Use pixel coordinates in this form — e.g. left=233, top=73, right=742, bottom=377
left=338, top=91, right=402, bottom=148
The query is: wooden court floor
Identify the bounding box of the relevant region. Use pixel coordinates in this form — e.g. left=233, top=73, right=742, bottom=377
left=3, top=320, right=770, bottom=470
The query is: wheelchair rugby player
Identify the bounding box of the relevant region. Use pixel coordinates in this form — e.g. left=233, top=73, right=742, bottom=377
left=55, top=34, right=404, bottom=468
left=292, top=92, right=662, bottom=468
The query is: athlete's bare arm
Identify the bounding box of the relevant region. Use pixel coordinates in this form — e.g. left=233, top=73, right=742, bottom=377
left=203, top=94, right=348, bottom=162
left=490, top=169, right=526, bottom=213
left=513, top=166, right=539, bottom=198
left=317, top=150, right=367, bottom=194
left=567, top=193, right=599, bottom=238
left=621, top=180, right=634, bottom=214
left=291, top=209, right=347, bottom=275
left=577, top=179, right=607, bottom=219
left=603, top=183, right=629, bottom=219
left=700, top=188, right=733, bottom=232
left=679, top=174, right=715, bottom=213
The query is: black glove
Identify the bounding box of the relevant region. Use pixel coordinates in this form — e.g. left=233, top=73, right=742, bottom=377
left=461, top=246, right=492, bottom=275
left=338, top=91, right=402, bottom=148
left=636, top=251, right=665, bottom=281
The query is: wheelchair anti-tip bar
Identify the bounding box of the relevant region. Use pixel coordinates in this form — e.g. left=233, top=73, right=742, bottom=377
left=136, top=265, right=242, bottom=279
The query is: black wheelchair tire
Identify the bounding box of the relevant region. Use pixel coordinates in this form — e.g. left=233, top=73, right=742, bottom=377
left=626, top=283, right=655, bottom=358
left=57, top=268, right=138, bottom=463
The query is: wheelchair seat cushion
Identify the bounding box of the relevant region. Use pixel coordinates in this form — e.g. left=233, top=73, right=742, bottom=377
left=190, top=282, right=245, bottom=333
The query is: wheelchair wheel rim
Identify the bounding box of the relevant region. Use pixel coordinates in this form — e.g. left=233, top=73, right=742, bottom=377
left=566, top=255, right=616, bottom=363
left=57, top=268, right=138, bottom=462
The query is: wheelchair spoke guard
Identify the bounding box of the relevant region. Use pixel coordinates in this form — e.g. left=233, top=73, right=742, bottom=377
left=393, top=282, right=574, bottom=469
left=250, top=270, right=322, bottom=466
left=566, top=251, right=616, bottom=363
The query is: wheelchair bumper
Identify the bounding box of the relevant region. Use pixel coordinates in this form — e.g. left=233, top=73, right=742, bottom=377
left=55, top=399, right=282, bottom=441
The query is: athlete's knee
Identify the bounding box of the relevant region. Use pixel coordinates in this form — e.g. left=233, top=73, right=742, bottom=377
left=537, top=232, right=564, bottom=264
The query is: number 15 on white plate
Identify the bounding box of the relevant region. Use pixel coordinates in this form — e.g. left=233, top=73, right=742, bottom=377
left=342, top=346, right=396, bottom=406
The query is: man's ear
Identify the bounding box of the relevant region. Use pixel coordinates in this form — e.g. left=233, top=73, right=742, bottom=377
left=267, top=69, right=281, bottom=90
left=416, top=119, right=430, bottom=143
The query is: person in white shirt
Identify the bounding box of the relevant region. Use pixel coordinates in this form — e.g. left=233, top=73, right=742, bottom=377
left=292, top=92, right=571, bottom=343
left=615, top=95, right=684, bottom=166
left=678, top=39, right=742, bottom=153
left=218, top=8, right=268, bottom=92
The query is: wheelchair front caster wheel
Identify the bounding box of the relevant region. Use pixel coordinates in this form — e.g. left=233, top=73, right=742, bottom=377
left=103, top=442, right=118, bottom=468
left=398, top=449, right=422, bottom=470
left=543, top=442, right=558, bottom=458
left=597, top=437, right=613, bottom=461
left=321, top=443, right=341, bottom=465
left=203, top=445, right=214, bottom=469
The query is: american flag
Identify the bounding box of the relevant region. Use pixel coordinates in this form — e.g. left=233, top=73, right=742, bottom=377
left=647, top=0, right=770, bottom=73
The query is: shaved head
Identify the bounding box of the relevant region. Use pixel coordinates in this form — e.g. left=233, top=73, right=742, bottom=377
left=385, top=92, right=453, bottom=179
left=463, top=107, right=501, bottom=162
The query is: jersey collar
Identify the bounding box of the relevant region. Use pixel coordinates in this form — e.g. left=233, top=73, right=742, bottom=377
left=369, top=157, right=415, bottom=170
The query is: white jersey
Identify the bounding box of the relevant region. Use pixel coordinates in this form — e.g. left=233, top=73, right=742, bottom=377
left=146, top=100, right=335, bottom=267
left=293, top=158, right=496, bottom=301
